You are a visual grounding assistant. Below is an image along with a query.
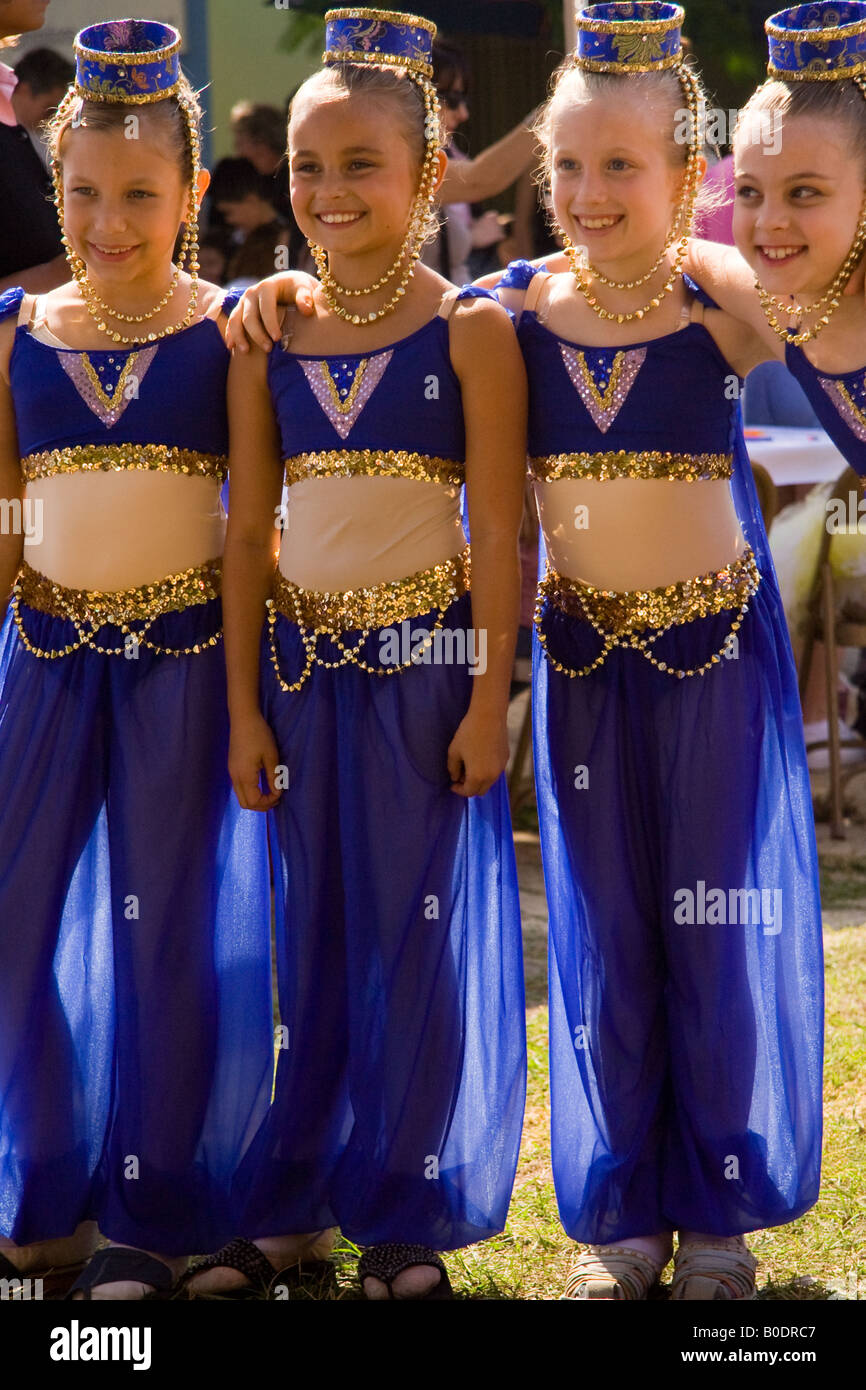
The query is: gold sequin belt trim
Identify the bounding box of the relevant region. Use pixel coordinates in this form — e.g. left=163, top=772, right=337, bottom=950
left=12, top=558, right=223, bottom=659
left=21, top=443, right=228, bottom=483
left=529, top=450, right=734, bottom=482
left=535, top=549, right=760, bottom=680
left=267, top=547, right=471, bottom=692
left=283, top=449, right=464, bottom=487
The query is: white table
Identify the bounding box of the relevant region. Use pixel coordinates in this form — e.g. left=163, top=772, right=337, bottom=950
left=745, top=425, right=848, bottom=487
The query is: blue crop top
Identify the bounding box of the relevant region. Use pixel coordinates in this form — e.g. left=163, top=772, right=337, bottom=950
left=785, top=338, right=866, bottom=477
left=0, top=285, right=240, bottom=481
left=513, top=266, right=738, bottom=482
left=267, top=287, right=494, bottom=488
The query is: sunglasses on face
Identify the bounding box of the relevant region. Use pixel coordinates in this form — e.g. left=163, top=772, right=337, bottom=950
left=438, top=89, right=468, bottom=111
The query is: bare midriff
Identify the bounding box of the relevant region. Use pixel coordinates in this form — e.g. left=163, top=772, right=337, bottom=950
left=534, top=477, right=746, bottom=590
left=23, top=472, right=226, bottom=590
left=277, top=475, right=467, bottom=592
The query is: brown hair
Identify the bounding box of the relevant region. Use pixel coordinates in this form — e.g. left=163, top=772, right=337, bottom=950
left=47, top=75, right=203, bottom=188
left=735, top=78, right=866, bottom=178
left=230, top=101, right=286, bottom=156
left=290, top=62, right=441, bottom=241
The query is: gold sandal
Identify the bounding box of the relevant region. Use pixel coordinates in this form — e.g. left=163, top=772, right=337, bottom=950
left=670, top=1239, right=757, bottom=1300
left=561, top=1244, right=665, bottom=1301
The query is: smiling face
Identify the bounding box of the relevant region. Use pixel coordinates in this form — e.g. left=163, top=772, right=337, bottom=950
left=289, top=83, right=421, bottom=271
left=60, top=120, right=191, bottom=288
left=733, top=106, right=866, bottom=297
left=548, top=78, right=687, bottom=278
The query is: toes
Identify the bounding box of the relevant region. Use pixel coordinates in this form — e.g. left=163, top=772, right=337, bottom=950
left=392, top=1266, right=441, bottom=1299
left=362, top=1276, right=391, bottom=1301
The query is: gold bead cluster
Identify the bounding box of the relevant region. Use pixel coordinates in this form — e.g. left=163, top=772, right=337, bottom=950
left=50, top=88, right=203, bottom=345
left=309, top=69, right=442, bottom=325
left=534, top=550, right=760, bottom=680
left=266, top=548, right=470, bottom=691
left=13, top=558, right=223, bottom=660
left=564, top=59, right=704, bottom=324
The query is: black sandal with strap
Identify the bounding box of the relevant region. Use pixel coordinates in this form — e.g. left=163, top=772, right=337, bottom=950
left=64, top=1247, right=176, bottom=1301
left=358, top=1243, right=453, bottom=1300
left=177, top=1237, right=277, bottom=1299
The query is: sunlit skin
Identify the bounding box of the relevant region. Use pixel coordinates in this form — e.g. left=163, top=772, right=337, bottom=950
left=0, top=0, right=49, bottom=38
left=733, top=110, right=866, bottom=306
left=549, top=85, right=692, bottom=295
left=200, top=81, right=528, bottom=1300
left=59, top=121, right=209, bottom=328
left=289, top=85, right=445, bottom=314
left=0, top=114, right=222, bottom=1298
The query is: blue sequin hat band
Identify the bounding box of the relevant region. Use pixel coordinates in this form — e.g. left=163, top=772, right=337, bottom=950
left=74, top=18, right=181, bottom=103
left=766, top=3, right=866, bottom=80
left=323, top=7, right=436, bottom=79
left=575, top=2, right=684, bottom=73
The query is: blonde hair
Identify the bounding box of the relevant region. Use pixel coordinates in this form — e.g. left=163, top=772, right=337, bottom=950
left=534, top=59, right=723, bottom=222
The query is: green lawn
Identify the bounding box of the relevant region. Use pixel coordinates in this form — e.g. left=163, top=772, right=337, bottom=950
left=244, top=919, right=866, bottom=1302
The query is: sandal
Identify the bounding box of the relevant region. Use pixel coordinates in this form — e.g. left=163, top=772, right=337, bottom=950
left=179, top=1233, right=336, bottom=1300
left=357, top=1243, right=453, bottom=1300
left=561, top=1244, right=665, bottom=1301
left=670, top=1239, right=758, bottom=1301
left=64, top=1246, right=176, bottom=1301
left=178, top=1237, right=279, bottom=1299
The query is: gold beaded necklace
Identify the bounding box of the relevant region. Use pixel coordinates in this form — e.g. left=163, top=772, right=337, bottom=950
left=308, top=68, right=442, bottom=326
left=564, top=59, right=703, bottom=325
left=755, top=204, right=866, bottom=347
left=50, top=89, right=203, bottom=346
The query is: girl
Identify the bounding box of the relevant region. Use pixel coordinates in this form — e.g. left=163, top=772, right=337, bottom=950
left=224, top=2, right=828, bottom=1303
left=687, top=3, right=866, bottom=472
left=185, top=9, right=528, bottom=1301
left=0, top=20, right=272, bottom=1299
left=502, top=3, right=822, bottom=1300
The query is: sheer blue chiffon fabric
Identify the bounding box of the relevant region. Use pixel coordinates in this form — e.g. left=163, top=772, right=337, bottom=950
left=522, top=267, right=823, bottom=1237
left=0, top=599, right=273, bottom=1253
left=235, top=595, right=527, bottom=1249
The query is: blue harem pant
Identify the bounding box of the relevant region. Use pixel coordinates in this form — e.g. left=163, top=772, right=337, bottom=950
left=534, top=574, right=823, bottom=1242
left=0, top=597, right=272, bottom=1254
left=235, top=592, right=527, bottom=1250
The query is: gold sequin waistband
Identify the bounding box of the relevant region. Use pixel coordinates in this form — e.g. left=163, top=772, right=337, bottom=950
left=13, top=559, right=223, bottom=660
left=529, top=450, right=734, bottom=483
left=21, top=443, right=228, bottom=483
left=283, top=449, right=464, bottom=488
left=271, top=547, right=470, bottom=633
left=536, top=549, right=760, bottom=680
left=267, top=548, right=471, bottom=692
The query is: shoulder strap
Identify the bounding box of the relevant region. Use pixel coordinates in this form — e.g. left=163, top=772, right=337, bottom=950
left=438, top=284, right=497, bottom=320
left=0, top=286, right=25, bottom=324
left=683, top=271, right=721, bottom=312
left=494, top=259, right=544, bottom=292
left=220, top=288, right=243, bottom=316
left=523, top=270, right=551, bottom=317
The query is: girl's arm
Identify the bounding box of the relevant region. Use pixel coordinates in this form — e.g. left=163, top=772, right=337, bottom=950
left=223, top=345, right=285, bottom=812
left=685, top=237, right=784, bottom=366
left=447, top=295, right=528, bottom=798
left=439, top=112, right=538, bottom=206
left=0, top=320, right=23, bottom=627
left=225, top=270, right=319, bottom=354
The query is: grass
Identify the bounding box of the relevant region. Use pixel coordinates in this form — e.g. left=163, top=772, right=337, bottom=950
left=182, top=845, right=866, bottom=1302
left=232, top=921, right=866, bottom=1302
